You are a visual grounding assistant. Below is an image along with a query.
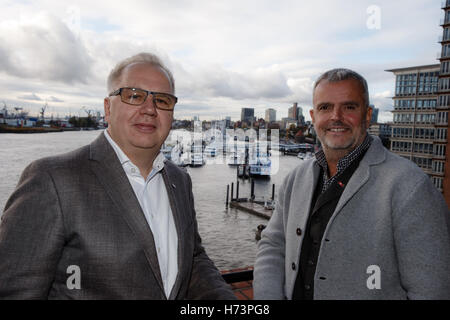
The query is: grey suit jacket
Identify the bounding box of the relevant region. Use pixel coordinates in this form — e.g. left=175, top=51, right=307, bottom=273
left=254, top=136, right=450, bottom=300
left=0, top=133, right=235, bottom=300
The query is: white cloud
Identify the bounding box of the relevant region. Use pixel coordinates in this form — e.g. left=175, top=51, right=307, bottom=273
left=0, top=11, right=93, bottom=83
left=18, top=93, right=42, bottom=101
left=0, top=0, right=443, bottom=121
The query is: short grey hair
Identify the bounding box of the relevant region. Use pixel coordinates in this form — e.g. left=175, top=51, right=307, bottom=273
left=106, top=52, right=175, bottom=93
left=313, top=68, right=370, bottom=107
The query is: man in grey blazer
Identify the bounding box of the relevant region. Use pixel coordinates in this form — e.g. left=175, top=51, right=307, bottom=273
left=254, top=68, right=450, bottom=300
left=0, top=52, right=235, bottom=300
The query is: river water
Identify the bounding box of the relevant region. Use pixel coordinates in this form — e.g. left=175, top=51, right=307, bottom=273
left=0, top=130, right=302, bottom=270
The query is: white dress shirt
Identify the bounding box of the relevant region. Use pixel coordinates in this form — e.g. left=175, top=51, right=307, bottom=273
left=104, top=130, right=178, bottom=298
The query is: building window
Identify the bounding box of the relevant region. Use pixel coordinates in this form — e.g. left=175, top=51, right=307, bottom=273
left=436, top=111, right=449, bottom=125
left=434, top=144, right=447, bottom=157
left=432, top=177, right=443, bottom=191
left=438, top=95, right=450, bottom=107
left=436, top=128, right=448, bottom=141
left=432, top=161, right=445, bottom=174
left=391, top=141, right=412, bottom=152
left=413, top=142, right=433, bottom=154
left=414, top=128, right=435, bottom=140
left=412, top=157, right=432, bottom=169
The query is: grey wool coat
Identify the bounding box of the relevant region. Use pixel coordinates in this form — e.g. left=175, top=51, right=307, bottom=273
left=254, top=136, right=450, bottom=300
left=0, top=133, right=235, bottom=300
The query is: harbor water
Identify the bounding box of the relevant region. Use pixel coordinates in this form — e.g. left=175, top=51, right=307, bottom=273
left=0, top=130, right=302, bottom=270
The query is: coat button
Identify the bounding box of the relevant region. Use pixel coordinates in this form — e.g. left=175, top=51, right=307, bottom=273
left=304, top=284, right=311, bottom=290
left=292, top=262, right=296, bottom=270
left=296, top=228, right=302, bottom=236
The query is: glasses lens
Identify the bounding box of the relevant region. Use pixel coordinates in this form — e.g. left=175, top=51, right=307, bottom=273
left=121, top=88, right=147, bottom=105
left=153, top=93, right=176, bottom=110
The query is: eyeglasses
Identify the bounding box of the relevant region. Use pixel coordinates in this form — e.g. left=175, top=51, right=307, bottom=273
left=109, top=87, right=178, bottom=111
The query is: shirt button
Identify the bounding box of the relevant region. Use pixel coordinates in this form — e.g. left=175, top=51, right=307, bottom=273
left=308, top=260, right=315, bottom=266
left=296, top=228, right=302, bottom=236
left=131, top=168, right=136, bottom=173
left=304, top=284, right=311, bottom=290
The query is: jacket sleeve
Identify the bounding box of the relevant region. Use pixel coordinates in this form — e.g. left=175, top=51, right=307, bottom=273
left=393, top=174, right=450, bottom=300
left=253, top=181, right=287, bottom=300
left=0, top=161, right=65, bottom=299
left=185, top=175, right=236, bottom=300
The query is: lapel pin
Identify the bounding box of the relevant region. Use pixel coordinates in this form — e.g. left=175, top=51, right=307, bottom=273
left=338, top=181, right=345, bottom=188
left=172, top=183, right=176, bottom=189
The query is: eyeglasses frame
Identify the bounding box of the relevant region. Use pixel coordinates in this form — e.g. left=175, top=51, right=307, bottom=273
left=108, top=87, right=178, bottom=110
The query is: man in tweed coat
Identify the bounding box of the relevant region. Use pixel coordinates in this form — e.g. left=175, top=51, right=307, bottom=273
left=0, top=52, right=235, bottom=300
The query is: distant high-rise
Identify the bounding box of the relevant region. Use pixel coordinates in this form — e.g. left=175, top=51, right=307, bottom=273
left=370, top=105, right=379, bottom=123
left=288, top=102, right=303, bottom=123
left=288, top=103, right=298, bottom=120
left=241, top=108, right=255, bottom=124
left=265, top=108, right=276, bottom=123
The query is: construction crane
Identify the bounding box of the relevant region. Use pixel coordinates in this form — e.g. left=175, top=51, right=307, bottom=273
left=81, top=106, right=94, bottom=117
left=40, top=102, right=48, bottom=120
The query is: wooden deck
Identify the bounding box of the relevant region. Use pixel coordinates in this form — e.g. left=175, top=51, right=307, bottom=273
left=229, top=201, right=272, bottom=220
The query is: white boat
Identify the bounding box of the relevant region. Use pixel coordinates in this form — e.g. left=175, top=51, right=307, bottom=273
left=204, top=145, right=217, bottom=157
left=189, top=145, right=205, bottom=167
left=190, top=153, right=205, bottom=167
left=227, top=151, right=244, bottom=166
left=249, top=147, right=271, bottom=177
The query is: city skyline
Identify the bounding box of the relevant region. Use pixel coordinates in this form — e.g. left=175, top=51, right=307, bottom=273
left=0, top=0, right=441, bottom=122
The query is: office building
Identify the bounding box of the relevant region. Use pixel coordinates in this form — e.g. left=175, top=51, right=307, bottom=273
left=387, top=64, right=440, bottom=190
left=370, top=105, right=379, bottom=124
left=265, top=108, right=276, bottom=123
left=241, top=108, right=255, bottom=124
left=288, top=102, right=303, bottom=124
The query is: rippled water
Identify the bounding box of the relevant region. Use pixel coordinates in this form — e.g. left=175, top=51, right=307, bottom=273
left=0, top=130, right=302, bottom=270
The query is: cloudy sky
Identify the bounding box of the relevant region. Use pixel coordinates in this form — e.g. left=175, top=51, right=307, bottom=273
left=0, top=0, right=443, bottom=122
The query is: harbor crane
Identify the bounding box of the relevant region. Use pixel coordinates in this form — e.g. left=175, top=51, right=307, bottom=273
left=81, top=106, right=94, bottom=118
left=40, top=102, right=48, bottom=121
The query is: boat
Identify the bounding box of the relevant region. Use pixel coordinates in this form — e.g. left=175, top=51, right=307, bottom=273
left=227, top=151, right=243, bottom=166
left=249, top=156, right=271, bottom=177
left=204, top=145, right=217, bottom=157
left=189, top=145, right=205, bottom=167
left=249, top=145, right=271, bottom=177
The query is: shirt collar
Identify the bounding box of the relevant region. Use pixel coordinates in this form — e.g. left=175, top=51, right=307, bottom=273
left=103, top=130, right=166, bottom=173
left=315, top=134, right=373, bottom=178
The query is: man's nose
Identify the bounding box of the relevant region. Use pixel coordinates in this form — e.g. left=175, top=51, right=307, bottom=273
left=330, top=106, right=343, bottom=120
left=139, top=95, right=157, bottom=116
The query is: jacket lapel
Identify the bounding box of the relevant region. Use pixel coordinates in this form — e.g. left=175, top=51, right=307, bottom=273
left=289, top=160, right=322, bottom=236
left=330, top=136, right=386, bottom=220
left=88, top=133, right=166, bottom=295
left=162, top=164, right=190, bottom=300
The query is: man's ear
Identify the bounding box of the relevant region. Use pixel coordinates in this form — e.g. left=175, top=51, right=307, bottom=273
left=309, top=108, right=315, bottom=124
left=104, top=98, right=111, bottom=122
left=365, top=105, right=373, bottom=126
